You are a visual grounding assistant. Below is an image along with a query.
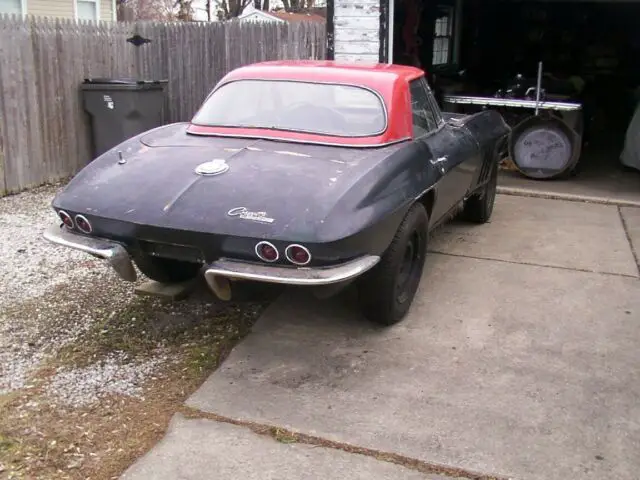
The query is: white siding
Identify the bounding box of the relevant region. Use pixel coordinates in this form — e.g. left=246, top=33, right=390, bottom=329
left=333, top=0, right=380, bottom=63
left=25, top=0, right=114, bottom=20
left=28, top=0, right=73, bottom=18
left=99, top=0, right=114, bottom=21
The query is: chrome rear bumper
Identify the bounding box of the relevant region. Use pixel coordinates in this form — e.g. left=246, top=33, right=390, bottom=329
left=43, top=224, right=137, bottom=282
left=204, top=255, right=380, bottom=288
left=44, top=222, right=380, bottom=294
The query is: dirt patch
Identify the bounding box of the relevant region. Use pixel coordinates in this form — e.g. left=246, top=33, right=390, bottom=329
left=0, top=186, right=280, bottom=479
left=0, top=279, right=272, bottom=479
left=0, top=185, right=273, bottom=479
left=0, top=189, right=275, bottom=478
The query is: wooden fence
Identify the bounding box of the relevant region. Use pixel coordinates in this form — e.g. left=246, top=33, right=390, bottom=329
left=0, top=16, right=326, bottom=195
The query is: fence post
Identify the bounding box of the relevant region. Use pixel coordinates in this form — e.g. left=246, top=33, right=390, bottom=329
left=0, top=16, right=6, bottom=195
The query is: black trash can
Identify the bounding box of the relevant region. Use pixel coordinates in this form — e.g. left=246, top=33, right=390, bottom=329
left=81, top=78, right=168, bottom=158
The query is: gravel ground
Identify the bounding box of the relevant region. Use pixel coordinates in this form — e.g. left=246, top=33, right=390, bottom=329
left=48, top=351, right=172, bottom=408
left=0, top=184, right=168, bottom=402
left=0, top=185, right=88, bottom=302
left=0, top=184, right=273, bottom=479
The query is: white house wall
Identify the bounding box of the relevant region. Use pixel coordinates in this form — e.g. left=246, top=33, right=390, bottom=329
left=333, top=0, right=380, bottom=63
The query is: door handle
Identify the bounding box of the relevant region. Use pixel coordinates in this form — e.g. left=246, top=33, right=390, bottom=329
left=430, top=156, right=448, bottom=165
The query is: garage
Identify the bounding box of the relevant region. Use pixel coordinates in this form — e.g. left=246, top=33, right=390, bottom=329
left=327, top=0, right=640, bottom=199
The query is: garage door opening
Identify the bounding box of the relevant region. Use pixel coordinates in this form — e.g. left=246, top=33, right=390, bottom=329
left=390, top=0, right=640, bottom=201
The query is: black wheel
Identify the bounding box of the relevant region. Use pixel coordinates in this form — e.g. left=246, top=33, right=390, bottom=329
left=133, top=254, right=202, bottom=283
left=463, top=160, right=498, bottom=223
left=357, top=203, right=428, bottom=326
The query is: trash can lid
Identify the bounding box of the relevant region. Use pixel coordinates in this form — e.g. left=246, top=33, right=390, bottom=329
left=82, top=78, right=168, bottom=85
left=81, top=78, right=168, bottom=91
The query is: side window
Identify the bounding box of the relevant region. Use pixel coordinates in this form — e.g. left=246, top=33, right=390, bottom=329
left=409, top=78, right=438, bottom=137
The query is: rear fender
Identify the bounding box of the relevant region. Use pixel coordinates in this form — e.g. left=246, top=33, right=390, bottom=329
left=317, top=142, right=440, bottom=249
left=459, top=110, right=510, bottom=191
left=355, top=142, right=442, bottom=223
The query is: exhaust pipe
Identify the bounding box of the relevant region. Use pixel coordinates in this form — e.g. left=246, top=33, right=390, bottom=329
left=207, top=274, right=232, bottom=301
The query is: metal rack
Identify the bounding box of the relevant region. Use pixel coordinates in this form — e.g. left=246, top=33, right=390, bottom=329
left=442, top=62, right=585, bottom=179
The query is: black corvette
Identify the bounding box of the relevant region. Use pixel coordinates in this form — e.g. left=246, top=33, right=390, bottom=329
left=44, top=61, right=510, bottom=325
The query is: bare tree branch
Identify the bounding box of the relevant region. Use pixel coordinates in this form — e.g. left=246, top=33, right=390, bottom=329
left=217, top=0, right=253, bottom=19
left=281, top=0, right=315, bottom=13
left=174, top=0, right=194, bottom=20
left=117, top=0, right=178, bottom=20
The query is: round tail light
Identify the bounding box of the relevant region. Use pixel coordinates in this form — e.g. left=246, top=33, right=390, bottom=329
left=255, top=241, right=279, bottom=263
left=285, top=244, right=311, bottom=266
left=58, top=210, right=74, bottom=229
left=75, top=215, right=92, bottom=234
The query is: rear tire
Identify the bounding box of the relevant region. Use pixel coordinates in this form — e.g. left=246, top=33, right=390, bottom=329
left=133, top=255, right=202, bottom=283
left=357, top=203, right=428, bottom=326
left=463, top=160, right=498, bottom=223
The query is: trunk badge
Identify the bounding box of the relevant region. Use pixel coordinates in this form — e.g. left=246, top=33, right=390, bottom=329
left=195, top=159, right=229, bottom=176
left=227, top=207, right=275, bottom=224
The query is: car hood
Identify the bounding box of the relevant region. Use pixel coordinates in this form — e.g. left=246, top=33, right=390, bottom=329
left=53, top=123, right=405, bottom=242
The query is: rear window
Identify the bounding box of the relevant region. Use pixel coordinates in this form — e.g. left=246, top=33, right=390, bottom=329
left=191, top=80, right=387, bottom=138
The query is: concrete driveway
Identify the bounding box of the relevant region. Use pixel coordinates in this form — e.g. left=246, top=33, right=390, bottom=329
left=122, top=195, right=640, bottom=480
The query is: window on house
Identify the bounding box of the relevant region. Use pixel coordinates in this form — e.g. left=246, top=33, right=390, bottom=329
left=410, top=78, right=439, bottom=137
left=0, top=0, right=23, bottom=15
left=432, top=6, right=453, bottom=65
left=77, top=0, right=98, bottom=21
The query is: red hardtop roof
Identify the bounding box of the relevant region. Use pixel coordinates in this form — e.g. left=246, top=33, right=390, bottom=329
left=219, top=60, right=425, bottom=92
left=188, top=61, right=426, bottom=147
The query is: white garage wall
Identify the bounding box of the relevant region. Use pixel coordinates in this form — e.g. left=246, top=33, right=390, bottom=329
left=333, top=0, right=380, bottom=63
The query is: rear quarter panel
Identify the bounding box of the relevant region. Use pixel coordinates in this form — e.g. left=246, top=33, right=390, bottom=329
left=319, top=140, right=443, bottom=255
left=453, top=110, right=511, bottom=190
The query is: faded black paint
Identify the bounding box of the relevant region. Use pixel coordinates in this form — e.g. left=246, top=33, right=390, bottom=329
left=52, top=109, right=509, bottom=268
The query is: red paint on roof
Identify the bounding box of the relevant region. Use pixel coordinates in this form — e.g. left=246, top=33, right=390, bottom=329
left=188, top=60, right=426, bottom=147
left=222, top=60, right=425, bottom=88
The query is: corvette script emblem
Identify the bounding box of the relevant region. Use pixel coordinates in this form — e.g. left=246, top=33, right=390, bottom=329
left=195, top=159, right=229, bottom=176
left=227, top=207, right=274, bottom=224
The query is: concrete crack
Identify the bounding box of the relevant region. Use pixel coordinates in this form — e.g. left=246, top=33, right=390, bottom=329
left=618, top=206, right=640, bottom=277
left=179, top=405, right=511, bottom=480
left=428, top=250, right=638, bottom=279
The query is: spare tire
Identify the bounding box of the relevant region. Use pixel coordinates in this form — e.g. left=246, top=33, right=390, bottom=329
left=509, top=114, right=582, bottom=180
